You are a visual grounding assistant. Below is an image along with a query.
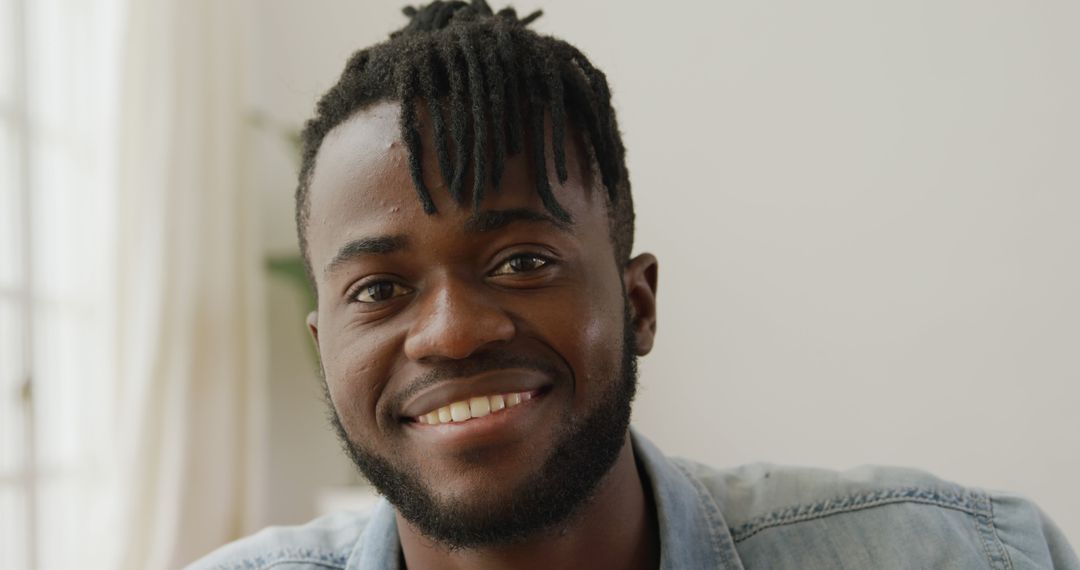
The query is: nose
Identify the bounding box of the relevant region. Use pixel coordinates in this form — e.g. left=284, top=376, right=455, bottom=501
left=403, top=277, right=516, bottom=361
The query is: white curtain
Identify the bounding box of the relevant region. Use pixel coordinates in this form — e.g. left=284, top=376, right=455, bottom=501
left=103, top=0, right=266, bottom=568
left=7, top=0, right=264, bottom=567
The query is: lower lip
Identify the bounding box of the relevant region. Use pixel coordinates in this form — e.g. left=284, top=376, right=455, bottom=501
left=404, top=388, right=549, bottom=447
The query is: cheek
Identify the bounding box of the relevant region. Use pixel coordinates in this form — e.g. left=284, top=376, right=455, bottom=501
left=321, top=320, right=400, bottom=432
left=579, top=260, right=629, bottom=387
left=577, top=297, right=625, bottom=386
left=530, top=271, right=625, bottom=394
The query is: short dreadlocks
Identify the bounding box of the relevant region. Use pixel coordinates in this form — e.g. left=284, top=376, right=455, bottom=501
left=296, top=0, right=634, bottom=283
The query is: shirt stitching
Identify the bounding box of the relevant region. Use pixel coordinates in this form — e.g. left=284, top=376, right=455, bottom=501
left=213, top=548, right=349, bottom=570
left=262, top=561, right=345, bottom=570
left=974, top=492, right=1013, bottom=570
left=971, top=492, right=1007, bottom=570
left=731, top=486, right=985, bottom=543
left=988, top=495, right=1015, bottom=570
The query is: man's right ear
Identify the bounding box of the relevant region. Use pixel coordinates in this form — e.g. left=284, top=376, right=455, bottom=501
left=306, top=311, right=320, bottom=346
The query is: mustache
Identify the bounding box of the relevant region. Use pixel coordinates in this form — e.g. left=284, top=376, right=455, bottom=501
left=388, top=351, right=564, bottom=410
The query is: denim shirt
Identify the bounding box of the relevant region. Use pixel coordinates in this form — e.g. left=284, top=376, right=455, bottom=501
left=191, top=429, right=1079, bottom=569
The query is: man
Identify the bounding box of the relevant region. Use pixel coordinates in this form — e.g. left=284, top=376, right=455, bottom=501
left=193, top=1, right=1078, bottom=568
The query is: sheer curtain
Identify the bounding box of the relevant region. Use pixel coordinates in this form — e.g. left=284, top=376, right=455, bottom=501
left=2, top=0, right=266, bottom=568
left=106, top=0, right=266, bottom=568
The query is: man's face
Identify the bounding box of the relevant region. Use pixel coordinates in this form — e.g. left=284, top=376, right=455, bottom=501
left=304, top=100, right=655, bottom=547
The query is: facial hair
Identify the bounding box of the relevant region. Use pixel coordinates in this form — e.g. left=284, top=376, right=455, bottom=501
left=321, top=307, right=639, bottom=550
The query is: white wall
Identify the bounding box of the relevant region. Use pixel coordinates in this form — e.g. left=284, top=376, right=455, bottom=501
left=246, top=0, right=1080, bottom=541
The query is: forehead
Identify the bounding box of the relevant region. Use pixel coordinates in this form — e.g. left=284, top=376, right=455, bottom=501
left=304, top=100, right=610, bottom=276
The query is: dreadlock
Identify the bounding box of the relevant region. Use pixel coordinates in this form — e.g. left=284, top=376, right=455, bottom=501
left=296, top=0, right=634, bottom=283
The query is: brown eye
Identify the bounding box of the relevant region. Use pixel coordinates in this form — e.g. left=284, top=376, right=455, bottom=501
left=353, top=281, right=411, bottom=303
left=491, top=254, right=549, bottom=276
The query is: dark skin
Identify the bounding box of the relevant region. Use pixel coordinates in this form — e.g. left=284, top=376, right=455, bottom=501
left=304, top=100, right=660, bottom=570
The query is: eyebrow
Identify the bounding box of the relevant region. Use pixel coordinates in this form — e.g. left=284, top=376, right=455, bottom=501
left=324, top=235, right=409, bottom=276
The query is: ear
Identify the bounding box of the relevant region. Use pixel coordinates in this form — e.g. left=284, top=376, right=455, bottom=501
left=622, top=253, right=658, bottom=356
left=306, top=310, right=320, bottom=347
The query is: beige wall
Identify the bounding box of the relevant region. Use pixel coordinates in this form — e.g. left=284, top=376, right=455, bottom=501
left=246, top=0, right=1080, bottom=542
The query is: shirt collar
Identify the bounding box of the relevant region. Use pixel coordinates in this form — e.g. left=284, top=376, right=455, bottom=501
left=631, top=428, right=744, bottom=570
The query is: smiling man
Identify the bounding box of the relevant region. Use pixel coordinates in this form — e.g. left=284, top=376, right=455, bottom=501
left=193, top=2, right=1078, bottom=569
left=304, top=91, right=657, bottom=569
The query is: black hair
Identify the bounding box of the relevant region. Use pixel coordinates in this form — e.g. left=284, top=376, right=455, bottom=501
left=296, top=0, right=633, bottom=283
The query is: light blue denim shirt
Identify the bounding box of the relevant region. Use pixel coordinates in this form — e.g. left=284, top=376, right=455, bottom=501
left=191, top=429, right=1079, bottom=569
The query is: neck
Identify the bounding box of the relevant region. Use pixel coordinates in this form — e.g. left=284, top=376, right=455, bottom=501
left=395, top=434, right=660, bottom=570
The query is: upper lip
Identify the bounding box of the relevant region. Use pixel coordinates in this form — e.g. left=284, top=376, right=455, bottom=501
left=399, top=368, right=552, bottom=418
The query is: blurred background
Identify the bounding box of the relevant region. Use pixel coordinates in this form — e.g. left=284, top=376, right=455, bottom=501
left=1, top=0, right=1078, bottom=568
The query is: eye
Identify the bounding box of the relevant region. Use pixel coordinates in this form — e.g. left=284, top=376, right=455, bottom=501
left=351, top=280, right=412, bottom=303
left=491, top=253, right=551, bottom=276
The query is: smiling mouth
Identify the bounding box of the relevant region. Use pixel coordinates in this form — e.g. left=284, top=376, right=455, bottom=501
left=410, top=388, right=547, bottom=426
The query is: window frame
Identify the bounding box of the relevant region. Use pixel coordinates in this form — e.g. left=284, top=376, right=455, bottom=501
left=3, top=0, right=41, bottom=567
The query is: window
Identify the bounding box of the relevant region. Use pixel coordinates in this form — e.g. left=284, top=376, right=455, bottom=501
left=1, top=0, right=120, bottom=568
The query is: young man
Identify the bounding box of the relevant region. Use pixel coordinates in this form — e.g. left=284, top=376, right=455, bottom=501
left=194, top=2, right=1078, bottom=568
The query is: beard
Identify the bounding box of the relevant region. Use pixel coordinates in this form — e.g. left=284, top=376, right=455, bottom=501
left=321, top=306, right=639, bottom=550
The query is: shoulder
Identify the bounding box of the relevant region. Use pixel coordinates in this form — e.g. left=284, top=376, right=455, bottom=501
left=673, top=459, right=1079, bottom=569
left=185, top=510, right=372, bottom=570
left=673, top=459, right=981, bottom=539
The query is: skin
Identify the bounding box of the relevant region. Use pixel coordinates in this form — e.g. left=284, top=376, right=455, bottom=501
left=304, top=99, right=660, bottom=570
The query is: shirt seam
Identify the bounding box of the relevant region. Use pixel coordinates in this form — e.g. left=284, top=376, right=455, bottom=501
left=976, top=492, right=1014, bottom=570
left=731, top=486, right=985, bottom=543
left=262, top=560, right=346, bottom=570
left=213, top=548, right=349, bottom=570
left=671, top=461, right=744, bottom=569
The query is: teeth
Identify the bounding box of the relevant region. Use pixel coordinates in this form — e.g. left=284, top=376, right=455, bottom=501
left=469, top=396, right=491, bottom=418
left=450, top=401, right=471, bottom=422
left=415, top=391, right=534, bottom=426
